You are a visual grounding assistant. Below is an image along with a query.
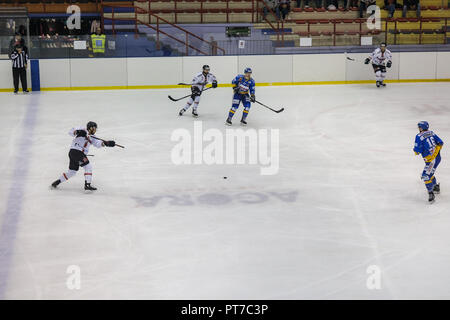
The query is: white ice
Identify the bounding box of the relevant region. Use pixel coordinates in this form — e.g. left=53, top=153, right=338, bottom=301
left=0, top=83, right=450, bottom=299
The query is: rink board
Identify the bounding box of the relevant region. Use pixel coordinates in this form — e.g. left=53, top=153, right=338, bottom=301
left=0, top=51, right=450, bottom=91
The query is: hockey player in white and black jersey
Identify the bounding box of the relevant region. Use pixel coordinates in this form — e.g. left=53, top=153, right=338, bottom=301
left=51, top=122, right=115, bottom=191
left=365, top=43, right=393, bottom=88
left=179, top=65, right=218, bottom=117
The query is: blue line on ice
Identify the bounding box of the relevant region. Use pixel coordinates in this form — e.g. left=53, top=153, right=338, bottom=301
left=0, top=94, right=39, bottom=299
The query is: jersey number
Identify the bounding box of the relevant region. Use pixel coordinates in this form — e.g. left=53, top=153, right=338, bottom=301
left=426, top=137, right=436, bottom=149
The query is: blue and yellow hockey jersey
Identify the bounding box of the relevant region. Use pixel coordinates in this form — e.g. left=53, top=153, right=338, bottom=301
left=232, top=74, right=255, bottom=95
left=414, top=130, right=444, bottom=162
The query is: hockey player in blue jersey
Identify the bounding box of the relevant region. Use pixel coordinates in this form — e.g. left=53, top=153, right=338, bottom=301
left=226, top=68, right=256, bottom=126
left=414, top=121, right=444, bottom=203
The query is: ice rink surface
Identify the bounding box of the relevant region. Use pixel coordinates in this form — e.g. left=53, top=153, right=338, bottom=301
left=0, top=83, right=449, bottom=299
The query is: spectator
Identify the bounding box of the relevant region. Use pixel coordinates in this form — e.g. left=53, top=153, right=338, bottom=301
left=403, top=0, right=421, bottom=17
left=9, top=33, right=27, bottom=58
left=359, top=0, right=377, bottom=18
left=263, top=0, right=278, bottom=19
left=90, top=19, right=101, bottom=34
left=10, top=45, right=29, bottom=94
left=325, top=0, right=338, bottom=9
left=348, top=0, right=358, bottom=8
left=276, top=0, right=291, bottom=21
left=90, top=26, right=106, bottom=57
left=384, top=0, right=399, bottom=18
left=303, top=0, right=324, bottom=8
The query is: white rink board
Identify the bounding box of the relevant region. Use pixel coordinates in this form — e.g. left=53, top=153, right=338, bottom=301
left=127, top=57, right=183, bottom=86
left=292, top=54, right=345, bottom=82
left=69, top=58, right=128, bottom=87
left=237, top=55, right=294, bottom=83
left=39, top=59, right=71, bottom=88
left=436, top=52, right=450, bottom=79
left=0, top=51, right=449, bottom=90
left=398, top=52, right=437, bottom=79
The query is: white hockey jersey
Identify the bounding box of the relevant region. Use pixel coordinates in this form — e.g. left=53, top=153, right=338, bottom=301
left=69, top=127, right=103, bottom=154
left=369, top=48, right=392, bottom=66
left=191, top=72, right=217, bottom=91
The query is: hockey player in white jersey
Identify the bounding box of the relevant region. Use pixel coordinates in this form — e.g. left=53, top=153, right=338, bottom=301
left=365, top=43, right=393, bottom=87
left=179, top=65, right=218, bottom=117
left=51, top=121, right=115, bottom=191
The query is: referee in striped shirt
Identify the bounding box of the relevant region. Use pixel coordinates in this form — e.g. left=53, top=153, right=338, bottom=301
left=10, top=44, right=29, bottom=94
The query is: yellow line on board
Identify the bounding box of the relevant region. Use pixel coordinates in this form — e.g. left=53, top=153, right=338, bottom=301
left=1, top=79, right=450, bottom=92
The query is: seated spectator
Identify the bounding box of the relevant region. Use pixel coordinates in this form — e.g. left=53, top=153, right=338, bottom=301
left=402, top=0, right=421, bottom=18
left=262, top=0, right=278, bottom=19
left=276, top=0, right=291, bottom=21
left=297, top=0, right=324, bottom=9
left=326, top=0, right=339, bottom=9
left=338, top=0, right=348, bottom=9
left=384, top=0, right=402, bottom=18
left=348, top=0, right=359, bottom=8
left=359, top=0, right=377, bottom=18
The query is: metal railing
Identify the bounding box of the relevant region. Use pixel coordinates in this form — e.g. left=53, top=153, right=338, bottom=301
left=102, top=3, right=226, bottom=55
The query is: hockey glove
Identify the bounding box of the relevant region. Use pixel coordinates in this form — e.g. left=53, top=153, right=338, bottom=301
left=212, top=80, right=218, bottom=88
left=76, top=129, right=87, bottom=137
left=250, top=94, right=256, bottom=103
left=233, top=85, right=240, bottom=94
left=104, top=140, right=116, bottom=147
left=364, top=58, right=370, bottom=65
left=386, top=61, right=392, bottom=68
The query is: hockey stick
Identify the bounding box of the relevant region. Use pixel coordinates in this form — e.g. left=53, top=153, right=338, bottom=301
left=168, top=86, right=213, bottom=102
left=90, top=136, right=125, bottom=148
left=344, top=52, right=364, bottom=63
left=255, top=100, right=284, bottom=113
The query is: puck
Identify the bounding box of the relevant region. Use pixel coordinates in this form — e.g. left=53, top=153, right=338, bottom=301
left=223, top=177, right=227, bottom=179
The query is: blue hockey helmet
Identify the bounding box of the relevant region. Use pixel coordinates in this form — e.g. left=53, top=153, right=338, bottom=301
left=244, top=67, right=252, bottom=74
left=418, top=121, right=429, bottom=131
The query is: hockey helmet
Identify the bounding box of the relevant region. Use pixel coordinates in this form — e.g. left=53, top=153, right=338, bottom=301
left=87, top=121, right=98, bottom=131
left=244, top=67, right=252, bottom=74
left=418, top=121, right=429, bottom=131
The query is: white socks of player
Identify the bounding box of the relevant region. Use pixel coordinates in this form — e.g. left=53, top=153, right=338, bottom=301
left=183, top=98, right=194, bottom=111
left=59, top=169, right=77, bottom=182
left=84, top=163, right=93, bottom=183
left=58, top=163, right=92, bottom=184
left=375, top=70, right=382, bottom=82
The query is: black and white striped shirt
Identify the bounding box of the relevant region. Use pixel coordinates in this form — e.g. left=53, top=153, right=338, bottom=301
left=10, top=50, right=28, bottom=68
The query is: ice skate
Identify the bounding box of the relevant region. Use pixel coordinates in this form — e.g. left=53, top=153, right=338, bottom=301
left=433, top=183, right=440, bottom=194
left=84, top=182, right=97, bottom=191
left=428, top=191, right=435, bottom=204
left=51, top=179, right=61, bottom=189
